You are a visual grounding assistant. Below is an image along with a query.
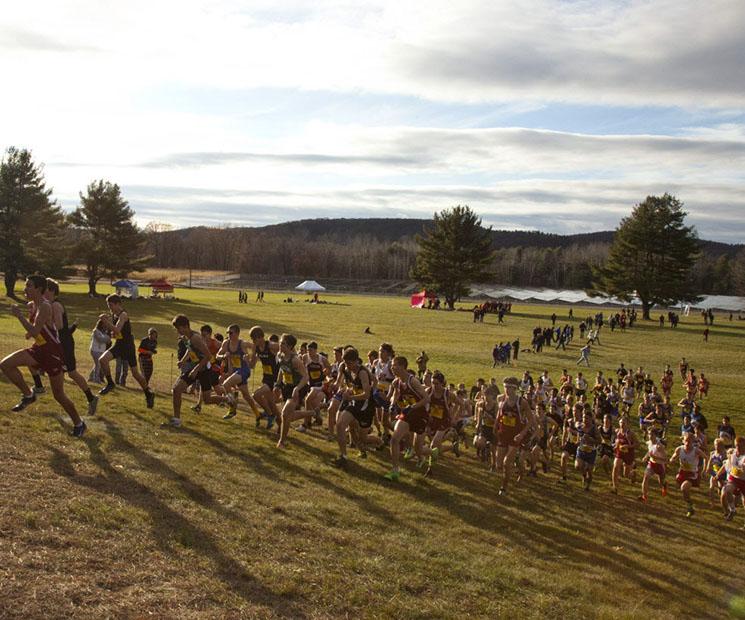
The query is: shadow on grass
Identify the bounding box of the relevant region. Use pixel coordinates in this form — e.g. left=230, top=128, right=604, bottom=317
left=48, top=418, right=305, bottom=618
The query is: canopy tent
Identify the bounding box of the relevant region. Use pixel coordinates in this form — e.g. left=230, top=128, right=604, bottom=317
left=410, top=289, right=435, bottom=308
left=112, top=279, right=139, bottom=300
left=149, top=279, right=174, bottom=296
left=295, top=280, right=326, bottom=292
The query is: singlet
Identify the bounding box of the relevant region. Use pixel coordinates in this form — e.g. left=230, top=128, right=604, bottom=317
left=600, top=425, right=614, bottom=445
left=256, top=341, right=278, bottom=380
left=306, top=355, right=325, bottom=388
left=480, top=402, right=496, bottom=428
left=728, top=452, right=745, bottom=480
left=374, top=359, right=395, bottom=391
left=278, top=353, right=303, bottom=387
left=112, top=312, right=133, bottom=344
left=647, top=440, right=666, bottom=463
left=394, top=375, right=421, bottom=409
left=709, top=452, right=725, bottom=476
left=497, top=396, right=526, bottom=431
left=622, top=386, right=635, bottom=403
left=565, top=417, right=580, bottom=443
left=678, top=446, right=699, bottom=473
left=29, top=301, right=60, bottom=348
left=55, top=301, right=74, bottom=348
left=184, top=333, right=208, bottom=370
left=616, top=430, right=634, bottom=454
left=227, top=339, right=250, bottom=375
left=348, top=366, right=372, bottom=400
left=429, top=388, right=450, bottom=420
left=577, top=422, right=599, bottom=452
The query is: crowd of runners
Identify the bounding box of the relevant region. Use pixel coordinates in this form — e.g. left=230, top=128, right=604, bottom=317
left=2, top=276, right=744, bottom=528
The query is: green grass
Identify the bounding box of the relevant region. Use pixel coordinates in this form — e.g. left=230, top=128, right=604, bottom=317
left=1, top=284, right=744, bottom=619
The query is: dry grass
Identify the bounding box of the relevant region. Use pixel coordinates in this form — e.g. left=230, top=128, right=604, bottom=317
left=1, top=285, right=744, bottom=619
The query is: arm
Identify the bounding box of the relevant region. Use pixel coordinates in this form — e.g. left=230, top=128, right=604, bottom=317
left=292, top=355, right=309, bottom=395
left=11, top=302, right=49, bottom=338
left=189, top=334, right=211, bottom=376
left=408, top=376, right=430, bottom=410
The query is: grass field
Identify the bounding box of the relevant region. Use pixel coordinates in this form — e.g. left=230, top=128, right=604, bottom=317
left=1, top=283, right=744, bottom=619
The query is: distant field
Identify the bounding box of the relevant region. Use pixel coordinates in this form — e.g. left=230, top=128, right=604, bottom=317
left=1, top=283, right=744, bottom=619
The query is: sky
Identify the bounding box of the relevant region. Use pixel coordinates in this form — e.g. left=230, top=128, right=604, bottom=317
left=1, top=0, right=744, bottom=241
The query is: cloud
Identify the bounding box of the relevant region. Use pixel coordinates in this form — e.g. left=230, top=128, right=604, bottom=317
left=0, top=27, right=101, bottom=52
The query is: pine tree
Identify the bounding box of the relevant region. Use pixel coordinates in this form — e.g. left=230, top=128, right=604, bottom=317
left=591, top=194, right=701, bottom=319
left=69, top=180, right=148, bottom=296
left=0, top=147, right=69, bottom=298
left=412, top=205, right=494, bottom=309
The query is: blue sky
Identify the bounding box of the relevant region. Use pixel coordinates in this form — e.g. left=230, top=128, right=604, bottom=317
left=1, top=1, right=744, bottom=240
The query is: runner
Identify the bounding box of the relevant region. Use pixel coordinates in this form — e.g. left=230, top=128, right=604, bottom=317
left=494, top=376, right=533, bottom=495
left=275, top=334, right=310, bottom=448
left=721, top=436, right=745, bottom=523
left=639, top=429, right=668, bottom=502
left=302, top=341, right=331, bottom=429
left=574, top=409, right=601, bottom=491
left=372, top=343, right=396, bottom=444
left=474, top=385, right=498, bottom=471
left=137, top=328, right=158, bottom=384
left=598, top=414, right=615, bottom=474
left=669, top=432, right=708, bottom=517
left=97, top=294, right=155, bottom=408
left=612, top=416, right=637, bottom=493
left=559, top=403, right=582, bottom=483
left=0, top=276, right=86, bottom=436
left=423, top=370, right=462, bottom=477
left=169, top=315, right=236, bottom=427
left=44, top=279, right=99, bottom=415
left=249, top=326, right=281, bottom=429
left=217, top=324, right=262, bottom=422
left=384, top=356, right=431, bottom=481
left=706, top=438, right=727, bottom=507
left=332, top=347, right=378, bottom=468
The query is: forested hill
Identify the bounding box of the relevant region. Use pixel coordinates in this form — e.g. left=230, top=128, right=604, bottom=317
left=155, top=217, right=740, bottom=254
left=148, top=218, right=744, bottom=294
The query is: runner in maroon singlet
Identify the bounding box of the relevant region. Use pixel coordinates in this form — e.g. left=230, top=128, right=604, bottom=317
left=0, top=276, right=85, bottom=436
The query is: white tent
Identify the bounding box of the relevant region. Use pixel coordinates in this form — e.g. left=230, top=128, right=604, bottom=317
left=295, top=280, right=326, bottom=292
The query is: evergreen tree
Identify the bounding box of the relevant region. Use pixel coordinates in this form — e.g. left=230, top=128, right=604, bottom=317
left=0, top=147, right=69, bottom=298
left=592, top=194, right=701, bottom=319
left=69, top=180, right=148, bottom=296
left=412, top=205, right=494, bottom=309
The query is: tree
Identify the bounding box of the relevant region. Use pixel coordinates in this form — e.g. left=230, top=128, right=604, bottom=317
left=412, top=205, right=494, bottom=309
left=0, top=147, right=70, bottom=297
left=69, top=180, right=148, bottom=296
left=591, top=194, right=701, bottom=320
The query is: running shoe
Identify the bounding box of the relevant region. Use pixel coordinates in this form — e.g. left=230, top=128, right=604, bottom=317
left=145, top=390, right=155, bottom=409
left=169, top=417, right=182, bottom=428
left=430, top=447, right=440, bottom=463
left=661, top=482, right=668, bottom=497
left=87, top=395, right=99, bottom=416
left=223, top=409, right=237, bottom=420
left=297, top=424, right=308, bottom=433
left=638, top=495, right=648, bottom=503
left=98, top=383, right=115, bottom=395
left=191, top=403, right=202, bottom=413
left=314, top=413, right=323, bottom=426
left=332, top=455, right=348, bottom=469
left=724, top=509, right=735, bottom=522
left=452, top=440, right=461, bottom=458
left=255, top=416, right=261, bottom=428
left=11, top=394, right=36, bottom=412
left=424, top=467, right=433, bottom=478
left=542, top=462, right=549, bottom=473
left=32, top=385, right=46, bottom=395
left=383, top=470, right=400, bottom=482
left=266, top=415, right=276, bottom=430
left=557, top=476, right=567, bottom=484
left=71, top=421, right=87, bottom=438
left=686, top=505, right=695, bottom=518
left=403, top=448, right=414, bottom=461
left=498, top=487, right=507, bottom=496
left=358, top=450, right=367, bottom=459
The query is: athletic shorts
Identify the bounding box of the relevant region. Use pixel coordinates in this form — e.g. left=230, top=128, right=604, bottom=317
left=496, top=427, right=520, bottom=448
left=728, top=476, right=745, bottom=496
left=281, top=383, right=308, bottom=402
left=372, top=388, right=390, bottom=410
left=646, top=461, right=666, bottom=478
left=576, top=447, right=597, bottom=466
left=110, top=339, right=137, bottom=367
left=397, top=407, right=428, bottom=434
left=563, top=441, right=578, bottom=458
left=27, top=343, right=64, bottom=378
left=61, top=340, right=76, bottom=372
left=676, top=470, right=700, bottom=487
left=181, top=368, right=220, bottom=392
left=428, top=413, right=451, bottom=433
left=343, top=399, right=374, bottom=429
left=615, top=448, right=635, bottom=467
left=599, top=444, right=614, bottom=459
left=230, top=367, right=251, bottom=386
left=262, top=374, right=275, bottom=389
